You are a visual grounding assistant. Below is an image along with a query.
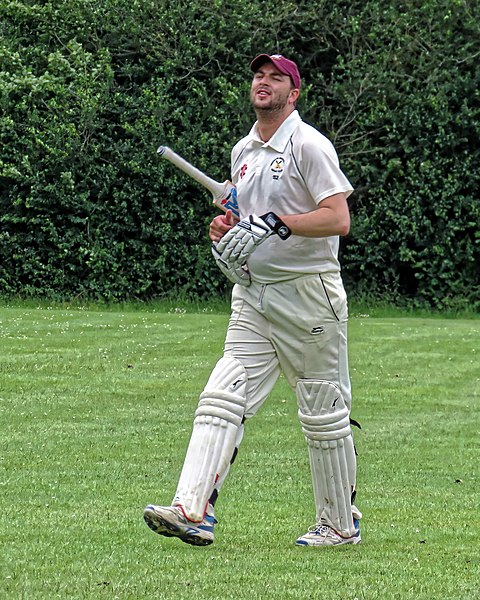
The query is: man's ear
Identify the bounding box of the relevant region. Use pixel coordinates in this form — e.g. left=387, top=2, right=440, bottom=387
left=289, top=88, right=300, bottom=105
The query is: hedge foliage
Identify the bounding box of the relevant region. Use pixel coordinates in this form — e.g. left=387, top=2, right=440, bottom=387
left=1, top=0, right=478, bottom=309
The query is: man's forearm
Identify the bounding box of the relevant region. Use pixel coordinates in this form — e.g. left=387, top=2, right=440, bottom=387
left=280, top=193, right=350, bottom=238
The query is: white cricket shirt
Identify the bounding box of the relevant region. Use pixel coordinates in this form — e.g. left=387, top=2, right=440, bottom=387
left=231, top=110, right=353, bottom=283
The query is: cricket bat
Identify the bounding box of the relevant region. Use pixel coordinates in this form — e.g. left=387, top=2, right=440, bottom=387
left=157, top=146, right=239, bottom=219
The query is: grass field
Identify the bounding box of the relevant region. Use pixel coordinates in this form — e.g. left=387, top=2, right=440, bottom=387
left=0, top=304, right=478, bottom=599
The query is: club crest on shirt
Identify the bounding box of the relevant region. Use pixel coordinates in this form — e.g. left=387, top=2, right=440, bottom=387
left=270, top=157, right=285, bottom=180
left=240, top=163, right=248, bottom=179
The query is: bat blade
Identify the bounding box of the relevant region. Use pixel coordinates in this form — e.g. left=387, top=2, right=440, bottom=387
left=157, top=146, right=239, bottom=218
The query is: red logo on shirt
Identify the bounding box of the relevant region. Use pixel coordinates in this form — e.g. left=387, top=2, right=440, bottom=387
left=240, top=164, right=248, bottom=179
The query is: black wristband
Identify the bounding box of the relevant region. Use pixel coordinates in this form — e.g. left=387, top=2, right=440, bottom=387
left=260, top=212, right=292, bottom=240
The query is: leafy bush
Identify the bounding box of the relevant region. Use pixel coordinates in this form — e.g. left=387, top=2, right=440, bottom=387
left=0, top=0, right=478, bottom=309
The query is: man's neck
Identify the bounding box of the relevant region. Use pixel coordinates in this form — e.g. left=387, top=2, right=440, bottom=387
left=255, top=108, right=295, bottom=142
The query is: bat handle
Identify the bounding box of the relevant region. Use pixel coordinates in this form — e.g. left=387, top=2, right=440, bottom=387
left=157, top=146, right=168, bottom=157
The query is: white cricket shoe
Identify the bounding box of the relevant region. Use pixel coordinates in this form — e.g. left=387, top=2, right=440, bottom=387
left=143, top=504, right=216, bottom=546
left=296, top=519, right=361, bottom=547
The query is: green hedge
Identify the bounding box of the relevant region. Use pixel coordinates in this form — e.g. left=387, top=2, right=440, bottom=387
left=1, top=0, right=478, bottom=309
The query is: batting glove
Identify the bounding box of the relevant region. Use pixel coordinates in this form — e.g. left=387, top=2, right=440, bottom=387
left=211, top=244, right=251, bottom=286
left=215, top=212, right=291, bottom=267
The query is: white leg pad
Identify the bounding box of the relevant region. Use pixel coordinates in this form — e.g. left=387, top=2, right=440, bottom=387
left=173, top=356, right=247, bottom=521
left=297, top=379, right=357, bottom=537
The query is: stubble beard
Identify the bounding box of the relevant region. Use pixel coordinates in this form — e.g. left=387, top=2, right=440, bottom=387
left=250, top=89, right=291, bottom=119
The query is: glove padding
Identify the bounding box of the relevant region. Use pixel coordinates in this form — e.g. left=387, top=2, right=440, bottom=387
left=211, top=244, right=251, bottom=287
left=215, top=213, right=291, bottom=267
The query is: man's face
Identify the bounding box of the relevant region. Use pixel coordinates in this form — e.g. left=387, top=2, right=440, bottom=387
left=250, top=62, right=298, bottom=113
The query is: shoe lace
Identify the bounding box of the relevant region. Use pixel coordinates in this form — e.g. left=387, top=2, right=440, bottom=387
left=308, top=523, right=331, bottom=536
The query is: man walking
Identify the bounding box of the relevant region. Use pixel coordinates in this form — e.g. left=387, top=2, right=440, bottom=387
left=144, top=53, right=362, bottom=547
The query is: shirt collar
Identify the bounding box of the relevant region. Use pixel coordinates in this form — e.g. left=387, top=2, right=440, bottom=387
left=249, top=110, right=302, bottom=152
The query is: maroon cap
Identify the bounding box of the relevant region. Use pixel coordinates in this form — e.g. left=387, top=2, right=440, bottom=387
left=250, top=54, right=301, bottom=89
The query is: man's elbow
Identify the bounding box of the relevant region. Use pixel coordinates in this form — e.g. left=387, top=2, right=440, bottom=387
left=338, top=215, right=350, bottom=237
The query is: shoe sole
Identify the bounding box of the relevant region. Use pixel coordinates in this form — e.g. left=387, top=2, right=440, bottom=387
left=296, top=534, right=361, bottom=547
left=143, top=508, right=213, bottom=547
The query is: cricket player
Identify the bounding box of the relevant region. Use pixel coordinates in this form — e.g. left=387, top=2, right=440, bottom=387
left=144, top=53, right=362, bottom=547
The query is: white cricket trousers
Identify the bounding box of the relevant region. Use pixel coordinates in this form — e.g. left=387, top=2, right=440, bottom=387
left=224, top=272, right=352, bottom=416
left=175, top=272, right=355, bottom=517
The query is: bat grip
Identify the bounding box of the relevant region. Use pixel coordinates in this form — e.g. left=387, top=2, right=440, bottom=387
left=157, top=146, right=167, bottom=157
